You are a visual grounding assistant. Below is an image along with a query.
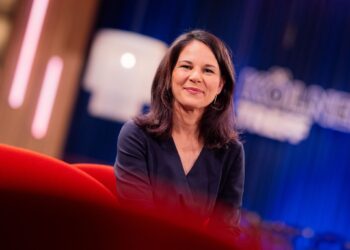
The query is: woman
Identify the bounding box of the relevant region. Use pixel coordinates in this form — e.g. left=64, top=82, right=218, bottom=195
left=115, top=30, right=244, bottom=229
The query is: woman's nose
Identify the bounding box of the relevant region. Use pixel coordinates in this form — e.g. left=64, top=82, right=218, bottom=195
left=189, top=68, right=202, bottom=83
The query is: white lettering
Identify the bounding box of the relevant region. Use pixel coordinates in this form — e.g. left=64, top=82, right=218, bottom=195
left=237, top=67, right=350, bottom=143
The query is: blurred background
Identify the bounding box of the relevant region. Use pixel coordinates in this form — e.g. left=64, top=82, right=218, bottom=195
left=0, top=0, right=349, bottom=249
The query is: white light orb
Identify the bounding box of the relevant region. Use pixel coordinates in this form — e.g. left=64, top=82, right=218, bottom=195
left=120, top=52, right=136, bottom=69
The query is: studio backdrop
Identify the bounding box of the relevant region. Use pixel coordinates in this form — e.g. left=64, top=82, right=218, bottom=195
left=64, top=0, right=350, bottom=243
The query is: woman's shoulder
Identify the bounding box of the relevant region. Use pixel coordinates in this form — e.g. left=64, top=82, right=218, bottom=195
left=232, top=139, right=244, bottom=149
left=219, top=139, right=244, bottom=161
left=223, top=139, right=244, bottom=152
left=120, top=119, right=141, bottom=133
left=118, top=119, right=148, bottom=143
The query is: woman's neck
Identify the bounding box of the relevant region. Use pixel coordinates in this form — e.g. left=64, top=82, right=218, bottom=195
left=172, top=102, right=203, bottom=140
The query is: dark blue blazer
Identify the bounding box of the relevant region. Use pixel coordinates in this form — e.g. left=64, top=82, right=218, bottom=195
left=115, top=120, right=245, bottom=226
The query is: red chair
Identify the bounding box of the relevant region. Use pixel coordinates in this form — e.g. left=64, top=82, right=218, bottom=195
left=73, top=163, right=117, bottom=198
left=0, top=144, right=122, bottom=248
left=0, top=144, right=116, bottom=204
left=0, top=143, right=245, bottom=249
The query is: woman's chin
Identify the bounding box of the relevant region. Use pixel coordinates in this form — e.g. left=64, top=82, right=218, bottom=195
left=179, top=102, right=206, bottom=112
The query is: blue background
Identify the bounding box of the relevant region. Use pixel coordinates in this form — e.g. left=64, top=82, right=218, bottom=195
left=64, top=0, right=350, bottom=248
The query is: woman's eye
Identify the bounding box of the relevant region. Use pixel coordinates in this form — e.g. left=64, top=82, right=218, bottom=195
left=204, top=68, right=214, bottom=73
left=180, top=65, right=191, bottom=69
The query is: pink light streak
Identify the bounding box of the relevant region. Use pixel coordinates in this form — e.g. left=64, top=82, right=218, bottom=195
left=31, top=56, right=63, bottom=139
left=8, top=0, right=50, bottom=109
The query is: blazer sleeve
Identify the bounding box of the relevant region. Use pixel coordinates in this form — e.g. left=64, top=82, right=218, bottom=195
left=211, top=142, right=245, bottom=228
left=114, top=121, right=154, bottom=209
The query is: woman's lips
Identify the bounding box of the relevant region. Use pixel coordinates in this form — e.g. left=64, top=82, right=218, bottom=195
left=184, top=87, right=203, bottom=94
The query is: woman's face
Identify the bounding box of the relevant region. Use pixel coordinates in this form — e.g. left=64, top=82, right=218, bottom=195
left=171, top=40, right=223, bottom=112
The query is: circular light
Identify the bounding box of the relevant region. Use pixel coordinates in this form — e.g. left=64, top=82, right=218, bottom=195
left=120, top=52, right=136, bottom=69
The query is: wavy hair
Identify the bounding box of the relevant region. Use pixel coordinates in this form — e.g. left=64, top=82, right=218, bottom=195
left=134, top=30, right=238, bottom=148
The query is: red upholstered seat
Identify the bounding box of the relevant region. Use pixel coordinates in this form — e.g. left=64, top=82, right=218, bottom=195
left=0, top=143, right=118, bottom=248
left=0, top=144, right=116, bottom=204
left=73, top=163, right=117, bottom=198
left=0, top=143, right=244, bottom=249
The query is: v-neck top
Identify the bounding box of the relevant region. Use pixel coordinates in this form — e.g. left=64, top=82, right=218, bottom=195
left=115, top=120, right=245, bottom=227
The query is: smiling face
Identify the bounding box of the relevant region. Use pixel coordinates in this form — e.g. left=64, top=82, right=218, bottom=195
left=171, top=40, right=224, bottom=113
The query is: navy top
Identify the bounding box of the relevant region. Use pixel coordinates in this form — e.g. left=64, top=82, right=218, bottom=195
left=114, top=120, right=245, bottom=227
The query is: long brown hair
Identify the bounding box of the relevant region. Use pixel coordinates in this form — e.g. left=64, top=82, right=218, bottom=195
left=134, top=29, right=238, bottom=148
